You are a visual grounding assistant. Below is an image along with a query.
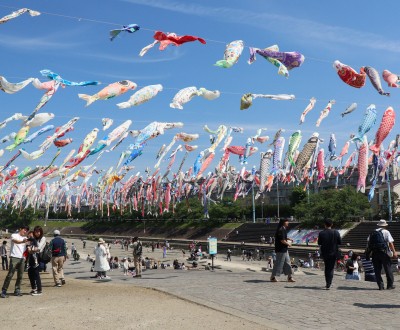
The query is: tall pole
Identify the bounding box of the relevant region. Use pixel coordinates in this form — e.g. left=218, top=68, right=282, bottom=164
left=261, top=196, right=264, bottom=220
left=387, top=165, right=393, bottom=222
left=277, top=180, right=280, bottom=218
left=252, top=183, right=256, bottom=223
left=44, top=205, right=49, bottom=227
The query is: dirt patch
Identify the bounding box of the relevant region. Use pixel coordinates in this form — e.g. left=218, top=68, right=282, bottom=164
left=0, top=270, right=267, bottom=329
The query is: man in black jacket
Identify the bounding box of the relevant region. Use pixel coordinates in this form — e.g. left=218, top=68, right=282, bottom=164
left=318, top=219, right=342, bottom=290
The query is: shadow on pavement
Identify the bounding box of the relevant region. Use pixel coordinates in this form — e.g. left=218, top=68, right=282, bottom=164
left=284, top=285, right=325, bottom=290
left=135, top=276, right=179, bottom=280
left=302, top=271, right=319, bottom=276
left=354, top=303, right=400, bottom=309
left=243, top=279, right=269, bottom=283
left=336, top=286, right=376, bottom=291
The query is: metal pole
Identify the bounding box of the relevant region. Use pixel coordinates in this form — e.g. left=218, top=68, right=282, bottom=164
left=252, top=183, right=256, bottom=223
left=277, top=180, right=280, bottom=218
left=261, top=197, right=264, bottom=220
left=387, top=165, right=393, bottom=222
left=44, top=205, right=49, bottom=227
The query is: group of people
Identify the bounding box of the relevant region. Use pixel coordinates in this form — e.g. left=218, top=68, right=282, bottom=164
left=91, top=236, right=143, bottom=279
left=270, top=217, right=398, bottom=291
left=1, top=227, right=67, bottom=298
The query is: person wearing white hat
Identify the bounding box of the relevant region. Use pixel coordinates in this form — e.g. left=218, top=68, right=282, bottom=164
left=49, top=229, right=67, bottom=287
left=93, top=238, right=110, bottom=280
left=366, top=219, right=397, bottom=290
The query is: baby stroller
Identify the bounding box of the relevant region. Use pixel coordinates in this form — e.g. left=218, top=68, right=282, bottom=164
left=73, top=250, right=80, bottom=261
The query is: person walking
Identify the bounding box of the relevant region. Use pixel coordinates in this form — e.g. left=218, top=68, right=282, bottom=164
left=0, top=240, right=8, bottom=270
left=1, top=225, right=30, bottom=298
left=93, top=238, right=110, bottom=279
left=132, top=237, right=143, bottom=278
left=49, top=230, right=67, bottom=287
left=227, top=249, right=232, bottom=261
left=270, top=219, right=295, bottom=283
left=366, top=219, right=397, bottom=290
left=318, top=218, right=342, bottom=290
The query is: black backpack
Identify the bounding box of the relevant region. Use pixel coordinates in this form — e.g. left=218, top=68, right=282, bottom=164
left=39, top=242, right=52, bottom=263
left=368, top=229, right=388, bottom=253
left=135, top=242, right=142, bottom=256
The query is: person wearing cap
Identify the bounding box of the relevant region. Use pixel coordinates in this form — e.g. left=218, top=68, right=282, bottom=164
left=367, top=219, right=397, bottom=290
left=1, top=225, right=30, bottom=298
left=0, top=240, right=8, bottom=270
left=318, top=218, right=342, bottom=290
left=270, top=219, right=296, bottom=283
left=49, top=230, right=67, bottom=287
left=93, top=238, right=110, bottom=279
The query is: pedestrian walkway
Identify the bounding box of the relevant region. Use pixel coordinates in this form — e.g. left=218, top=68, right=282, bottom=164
left=63, top=238, right=400, bottom=329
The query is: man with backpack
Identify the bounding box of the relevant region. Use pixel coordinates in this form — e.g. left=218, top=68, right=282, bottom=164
left=49, top=230, right=67, bottom=287
left=132, top=237, right=143, bottom=278
left=366, top=219, right=397, bottom=290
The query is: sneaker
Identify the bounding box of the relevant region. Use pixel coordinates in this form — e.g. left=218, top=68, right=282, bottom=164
left=387, top=286, right=396, bottom=290
left=61, top=279, right=66, bottom=285
left=55, top=283, right=62, bottom=287
left=14, top=290, right=23, bottom=297
left=270, top=277, right=278, bottom=282
left=325, top=284, right=331, bottom=290
left=32, top=291, right=42, bottom=296
left=287, top=277, right=296, bottom=283
left=30, top=289, right=37, bottom=294
left=0, top=291, right=8, bottom=298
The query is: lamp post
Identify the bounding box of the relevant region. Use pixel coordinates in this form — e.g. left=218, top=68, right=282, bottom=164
left=387, top=164, right=393, bottom=222
left=252, top=183, right=256, bottom=223
left=261, top=196, right=264, bottom=220
left=277, top=180, right=280, bottom=218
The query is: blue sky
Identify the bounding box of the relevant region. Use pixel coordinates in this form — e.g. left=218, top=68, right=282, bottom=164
left=0, top=0, right=399, bottom=178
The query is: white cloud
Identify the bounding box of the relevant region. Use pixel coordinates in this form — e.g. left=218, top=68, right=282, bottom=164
left=123, top=0, right=400, bottom=53
left=0, top=34, right=81, bottom=50
left=80, top=48, right=184, bottom=64
left=89, top=71, right=170, bottom=81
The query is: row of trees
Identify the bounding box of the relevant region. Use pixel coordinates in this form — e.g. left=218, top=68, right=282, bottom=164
left=0, top=186, right=398, bottom=228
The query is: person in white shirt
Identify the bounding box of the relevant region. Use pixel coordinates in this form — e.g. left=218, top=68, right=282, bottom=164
left=1, top=226, right=30, bottom=298
left=366, top=219, right=398, bottom=290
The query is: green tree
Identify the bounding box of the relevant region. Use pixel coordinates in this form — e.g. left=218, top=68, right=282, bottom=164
left=290, top=185, right=307, bottom=207
left=293, top=186, right=372, bottom=227
left=381, top=191, right=399, bottom=220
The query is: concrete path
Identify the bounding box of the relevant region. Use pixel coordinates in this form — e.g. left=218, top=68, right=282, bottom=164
left=63, top=238, right=400, bottom=330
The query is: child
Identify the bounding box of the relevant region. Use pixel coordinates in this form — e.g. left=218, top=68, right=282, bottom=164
left=26, top=231, right=38, bottom=268
left=122, top=257, right=129, bottom=275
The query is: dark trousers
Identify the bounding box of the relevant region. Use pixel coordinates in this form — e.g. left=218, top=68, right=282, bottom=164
left=2, top=257, right=25, bottom=292
left=28, top=266, right=42, bottom=292
left=1, top=256, right=8, bottom=270
left=323, top=256, right=336, bottom=287
left=372, top=251, right=394, bottom=288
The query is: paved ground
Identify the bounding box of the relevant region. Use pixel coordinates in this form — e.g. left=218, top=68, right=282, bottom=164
left=61, top=238, right=400, bottom=330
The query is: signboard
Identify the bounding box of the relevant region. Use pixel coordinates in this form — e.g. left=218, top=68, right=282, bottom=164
left=208, top=237, right=217, bottom=255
